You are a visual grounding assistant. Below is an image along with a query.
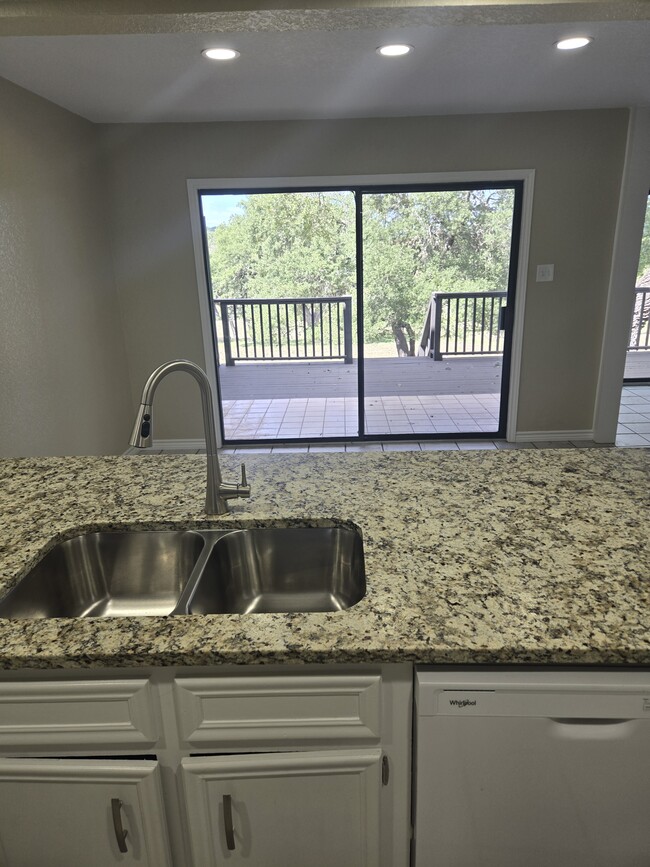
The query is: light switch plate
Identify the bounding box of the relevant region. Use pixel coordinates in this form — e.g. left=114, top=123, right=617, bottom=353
left=536, top=264, right=554, bottom=282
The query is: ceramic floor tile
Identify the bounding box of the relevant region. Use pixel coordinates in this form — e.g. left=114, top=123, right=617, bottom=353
left=217, top=384, right=649, bottom=452
left=570, top=440, right=613, bottom=448
left=616, top=433, right=650, bottom=445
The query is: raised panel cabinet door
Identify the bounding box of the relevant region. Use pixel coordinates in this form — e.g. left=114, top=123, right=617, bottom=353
left=0, top=758, right=172, bottom=867
left=181, top=748, right=382, bottom=867
left=174, top=673, right=382, bottom=749
left=0, top=679, right=158, bottom=750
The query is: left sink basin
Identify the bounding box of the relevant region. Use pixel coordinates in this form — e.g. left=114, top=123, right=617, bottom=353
left=0, top=531, right=205, bottom=618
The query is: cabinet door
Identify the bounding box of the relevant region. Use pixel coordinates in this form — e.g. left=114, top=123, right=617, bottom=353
left=0, top=758, right=172, bottom=867
left=181, top=748, right=382, bottom=867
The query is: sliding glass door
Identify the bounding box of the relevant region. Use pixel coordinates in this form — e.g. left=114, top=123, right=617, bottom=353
left=360, top=186, right=518, bottom=439
left=200, top=181, right=521, bottom=444
left=624, top=191, right=650, bottom=382
left=201, top=190, right=358, bottom=441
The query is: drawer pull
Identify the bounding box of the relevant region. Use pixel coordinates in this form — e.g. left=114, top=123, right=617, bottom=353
left=111, top=798, right=129, bottom=853
left=223, top=794, right=236, bottom=850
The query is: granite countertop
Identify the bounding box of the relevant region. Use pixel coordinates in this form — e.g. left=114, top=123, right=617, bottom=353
left=0, top=448, right=649, bottom=670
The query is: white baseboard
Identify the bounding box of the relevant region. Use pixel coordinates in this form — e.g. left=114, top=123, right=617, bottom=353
left=156, top=438, right=206, bottom=451
left=124, top=438, right=206, bottom=455
left=515, top=430, right=594, bottom=443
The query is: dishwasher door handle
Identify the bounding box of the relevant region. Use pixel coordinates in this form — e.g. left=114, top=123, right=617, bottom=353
left=550, top=718, right=637, bottom=741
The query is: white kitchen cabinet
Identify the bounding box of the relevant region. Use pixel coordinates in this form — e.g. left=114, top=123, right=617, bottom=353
left=180, top=748, right=382, bottom=867
left=0, top=664, right=411, bottom=867
left=173, top=672, right=382, bottom=749
left=0, top=679, right=158, bottom=750
left=0, top=757, right=172, bottom=867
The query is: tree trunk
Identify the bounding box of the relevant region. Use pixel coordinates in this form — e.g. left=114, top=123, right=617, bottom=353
left=391, top=322, right=416, bottom=357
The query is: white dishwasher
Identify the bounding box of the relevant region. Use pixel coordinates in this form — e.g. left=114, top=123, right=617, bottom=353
left=414, top=668, right=650, bottom=867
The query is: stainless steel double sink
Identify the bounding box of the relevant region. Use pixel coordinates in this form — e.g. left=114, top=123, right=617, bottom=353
left=0, top=527, right=366, bottom=619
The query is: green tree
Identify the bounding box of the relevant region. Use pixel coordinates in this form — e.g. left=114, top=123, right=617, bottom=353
left=207, top=192, right=356, bottom=300
left=206, top=187, right=515, bottom=356
left=637, top=196, right=650, bottom=282
left=362, top=189, right=514, bottom=352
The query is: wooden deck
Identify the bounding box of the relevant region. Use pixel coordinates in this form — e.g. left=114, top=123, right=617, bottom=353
left=219, top=355, right=503, bottom=439
left=217, top=351, right=650, bottom=441
left=220, top=350, right=650, bottom=402
left=624, top=350, right=650, bottom=380
left=219, top=355, right=504, bottom=400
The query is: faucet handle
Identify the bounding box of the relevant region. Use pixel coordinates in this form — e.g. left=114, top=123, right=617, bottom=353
left=218, top=463, right=251, bottom=503
left=237, top=463, right=251, bottom=498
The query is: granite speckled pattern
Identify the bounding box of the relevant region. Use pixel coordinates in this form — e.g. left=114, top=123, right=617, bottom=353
left=0, top=449, right=648, bottom=670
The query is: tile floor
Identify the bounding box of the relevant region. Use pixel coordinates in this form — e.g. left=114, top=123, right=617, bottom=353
left=214, top=386, right=650, bottom=453
left=222, top=393, right=501, bottom=440
left=616, top=384, right=650, bottom=447
left=143, top=386, right=650, bottom=455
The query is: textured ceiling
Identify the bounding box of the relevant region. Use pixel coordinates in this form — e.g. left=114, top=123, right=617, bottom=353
left=0, top=4, right=647, bottom=123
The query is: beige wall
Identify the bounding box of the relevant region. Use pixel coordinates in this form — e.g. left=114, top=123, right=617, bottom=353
left=0, top=77, right=132, bottom=457
left=103, top=109, right=628, bottom=438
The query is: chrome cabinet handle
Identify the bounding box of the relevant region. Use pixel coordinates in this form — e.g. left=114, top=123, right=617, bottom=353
left=111, top=798, right=129, bottom=853
left=223, top=794, right=236, bottom=851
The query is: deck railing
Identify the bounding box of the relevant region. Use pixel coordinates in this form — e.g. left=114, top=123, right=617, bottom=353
left=419, top=291, right=507, bottom=360
left=216, top=296, right=353, bottom=366
left=629, top=287, right=650, bottom=351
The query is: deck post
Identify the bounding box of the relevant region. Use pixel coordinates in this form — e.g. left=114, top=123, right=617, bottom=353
left=219, top=301, right=235, bottom=366
left=343, top=295, right=353, bottom=364
left=432, top=293, right=443, bottom=361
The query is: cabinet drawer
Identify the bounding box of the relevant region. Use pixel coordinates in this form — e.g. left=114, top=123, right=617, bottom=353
left=0, top=679, right=159, bottom=749
left=174, top=674, right=382, bottom=749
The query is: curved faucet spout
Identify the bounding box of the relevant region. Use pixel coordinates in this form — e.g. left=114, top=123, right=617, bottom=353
left=129, top=359, right=250, bottom=515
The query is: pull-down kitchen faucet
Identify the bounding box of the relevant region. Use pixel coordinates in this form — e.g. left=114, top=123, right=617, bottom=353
left=129, top=359, right=250, bottom=514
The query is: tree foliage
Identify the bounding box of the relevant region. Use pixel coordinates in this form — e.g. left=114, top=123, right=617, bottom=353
left=637, top=196, right=650, bottom=282
left=207, top=192, right=355, bottom=300
left=206, top=188, right=515, bottom=354
left=361, top=190, right=513, bottom=348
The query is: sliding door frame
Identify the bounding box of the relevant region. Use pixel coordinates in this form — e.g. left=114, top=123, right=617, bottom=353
left=187, top=170, right=535, bottom=445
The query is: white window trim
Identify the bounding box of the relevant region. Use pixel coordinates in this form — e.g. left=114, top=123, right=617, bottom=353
left=187, top=170, right=535, bottom=444
left=593, top=107, right=650, bottom=442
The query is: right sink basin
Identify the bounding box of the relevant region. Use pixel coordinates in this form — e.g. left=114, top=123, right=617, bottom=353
left=186, top=526, right=366, bottom=614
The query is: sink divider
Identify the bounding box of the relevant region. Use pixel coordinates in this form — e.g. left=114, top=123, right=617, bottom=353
left=172, top=530, right=240, bottom=615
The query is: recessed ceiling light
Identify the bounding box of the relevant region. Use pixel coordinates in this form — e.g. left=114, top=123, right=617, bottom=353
left=555, top=36, right=593, bottom=50
left=377, top=44, right=413, bottom=57
left=202, top=48, right=240, bottom=61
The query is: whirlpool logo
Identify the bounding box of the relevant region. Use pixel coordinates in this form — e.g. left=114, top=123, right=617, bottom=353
left=448, top=699, right=477, bottom=708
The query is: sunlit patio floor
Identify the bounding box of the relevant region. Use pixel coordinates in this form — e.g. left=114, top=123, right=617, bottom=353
left=222, top=393, right=500, bottom=439
left=220, top=355, right=502, bottom=440
left=216, top=351, right=650, bottom=443
left=135, top=385, right=650, bottom=454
